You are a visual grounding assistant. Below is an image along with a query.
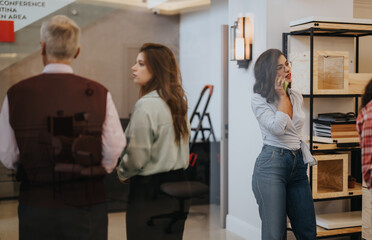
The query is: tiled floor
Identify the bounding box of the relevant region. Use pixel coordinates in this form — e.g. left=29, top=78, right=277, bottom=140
left=0, top=200, right=244, bottom=240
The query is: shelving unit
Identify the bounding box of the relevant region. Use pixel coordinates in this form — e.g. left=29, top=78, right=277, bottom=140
left=283, top=17, right=372, bottom=239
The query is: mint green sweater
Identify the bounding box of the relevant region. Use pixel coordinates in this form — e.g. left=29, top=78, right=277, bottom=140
left=117, top=90, right=190, bottom=181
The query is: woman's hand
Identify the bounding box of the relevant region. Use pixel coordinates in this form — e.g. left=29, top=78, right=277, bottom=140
left=276, top=76, right=293, bottom=119
left=275, top=76, right=287, bottom=98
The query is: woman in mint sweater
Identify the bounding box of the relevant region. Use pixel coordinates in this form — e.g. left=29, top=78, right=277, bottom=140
left=117, top=43, right=190, bottom=240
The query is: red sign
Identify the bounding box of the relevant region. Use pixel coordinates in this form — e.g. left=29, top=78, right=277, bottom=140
left=0, top=21, right=15, bottom=42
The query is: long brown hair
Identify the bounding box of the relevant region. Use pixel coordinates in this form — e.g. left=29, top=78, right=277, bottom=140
left=253, top=49, right=283, bottom=103
left=361, top=79, right=372, bottom=110
left=139, top=43, right=189, bottom=144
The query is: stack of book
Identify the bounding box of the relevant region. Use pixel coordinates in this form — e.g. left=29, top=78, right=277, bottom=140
left=312, top=112, right=359, bottom=146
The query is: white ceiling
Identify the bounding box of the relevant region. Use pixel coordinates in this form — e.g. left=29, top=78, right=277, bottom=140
left=92, top=0, right=210, bottom=15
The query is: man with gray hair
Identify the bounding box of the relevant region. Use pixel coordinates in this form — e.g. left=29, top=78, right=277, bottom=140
left=0, top=15, right=126, bottom=240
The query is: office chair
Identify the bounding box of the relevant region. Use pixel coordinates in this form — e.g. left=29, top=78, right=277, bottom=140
left=147, top=85, right=214, bottom=233
left=147, top=180, right=209, bottom=233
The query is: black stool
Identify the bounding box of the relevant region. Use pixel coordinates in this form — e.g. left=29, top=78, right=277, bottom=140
left=147, top=181, right=209, bottom=233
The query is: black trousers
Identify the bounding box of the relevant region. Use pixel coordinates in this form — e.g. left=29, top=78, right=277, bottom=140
left=18, top=202, right=108, bottom=240
left=126, top=169, right=190, bottom=240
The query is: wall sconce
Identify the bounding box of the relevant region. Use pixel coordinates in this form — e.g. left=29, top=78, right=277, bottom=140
left=230, top=17, right=253, bottom=68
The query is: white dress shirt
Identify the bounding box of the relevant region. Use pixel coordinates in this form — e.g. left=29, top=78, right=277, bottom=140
left=0, top=63, right=126, bottom=173
left=251, top=88, right=316, bottom=166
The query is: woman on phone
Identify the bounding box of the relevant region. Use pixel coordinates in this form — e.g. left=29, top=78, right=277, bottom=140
left=251, top=49, right=316, bottom=240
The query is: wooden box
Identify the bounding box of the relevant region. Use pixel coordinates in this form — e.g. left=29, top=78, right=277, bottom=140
left=348, top=73, right=372, bottom=94
left=312, top=154, right=348, bottom=199
left=290, top=51, right=349, bottom=94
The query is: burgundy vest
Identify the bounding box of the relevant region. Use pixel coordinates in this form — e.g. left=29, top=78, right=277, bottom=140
left=8, top=73, right=108, bottom=208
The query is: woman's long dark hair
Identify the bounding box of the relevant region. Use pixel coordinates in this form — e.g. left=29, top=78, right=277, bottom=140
left=253, top=49, right=283, bottom=103
left=361, top=79, right=372, bottom=109
left=139, top=43, right=189, bottom=145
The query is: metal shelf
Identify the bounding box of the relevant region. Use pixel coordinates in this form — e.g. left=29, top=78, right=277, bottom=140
left=283, top=21, right=367, bottom=240
left=303, top=94, right=361, bottom=98
left=313, top=183, right=363, bottom=201
left=312, top=147, right=360, bottom=153
left=289, top=28, right=372, bottom=37
left=314, top=195, right=362, bottom=202
left=316, top=226, right=361, bottom=239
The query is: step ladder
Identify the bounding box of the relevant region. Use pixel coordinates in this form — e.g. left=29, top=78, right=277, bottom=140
left=189, top=85, right=216, bottom=166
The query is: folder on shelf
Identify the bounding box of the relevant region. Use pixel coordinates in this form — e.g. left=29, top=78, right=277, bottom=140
left=312, top=136, right=335, bottom=144
left=316, top=211, right=362, bottom=229
left=314, top=119, right=356, bottom=126
left=318, top=112, right=356, bottom=122
left=313, top=118, right=358, bottom=143
left=332, top=131, right=359, bottom=138
left=310, top=136, right=359, bottom=145
left=336, top=143, right=360, bottom=148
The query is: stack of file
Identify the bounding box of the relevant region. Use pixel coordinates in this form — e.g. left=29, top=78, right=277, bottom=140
left=314, top=121, right=331, bottom=138
left=318, top=112, right=356, bottom=122
left=313, top=113, right=359, bottom=145
left=313, top=120, right=334, bottom=144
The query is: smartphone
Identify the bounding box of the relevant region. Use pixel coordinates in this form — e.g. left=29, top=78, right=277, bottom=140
left=283, top=81, right=289, bottom=92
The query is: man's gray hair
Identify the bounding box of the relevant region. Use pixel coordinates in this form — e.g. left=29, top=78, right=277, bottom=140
left=40, top=15, right=80, bottom=61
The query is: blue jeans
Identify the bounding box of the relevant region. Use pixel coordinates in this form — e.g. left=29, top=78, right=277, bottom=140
left=252, top=145, right=316, bottom=240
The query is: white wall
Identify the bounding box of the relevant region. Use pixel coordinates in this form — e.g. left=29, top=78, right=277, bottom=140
left=227, top=0, right=354, bottom=239
left=226, top=0, right=267, bottom=238
left=267, top=0, right=355, bottom=137
left=267, top=0, right=356, bottom=125
left=0, top=6, right=180, bottom=119
left=267, top=0, right=353, bottom=50
left=180, top=0, right=228, bottom=140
